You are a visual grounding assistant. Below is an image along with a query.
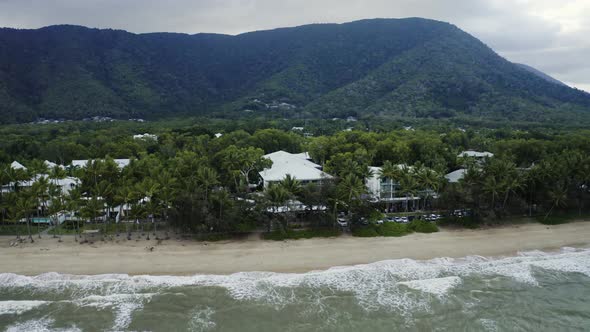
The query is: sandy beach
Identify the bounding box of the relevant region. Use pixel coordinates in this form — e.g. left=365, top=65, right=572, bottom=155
left=0, top=221, right=589, bottom=276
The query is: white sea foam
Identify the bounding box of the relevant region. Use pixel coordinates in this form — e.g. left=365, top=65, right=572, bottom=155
left=1, top=248, right=589, bottom=314
left=0, top=300, right=48, bottom=315
left=479, top=318, right=498, bottom=332
left=189, top=306, right=216, bottom=332
left=5, top=317, right=81, bottom=332
left=73, top=293, right=154, bottom=331
left=399, top=276, right=462, bottom=296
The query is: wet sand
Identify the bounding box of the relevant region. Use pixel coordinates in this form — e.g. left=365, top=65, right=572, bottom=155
left=0, top=221, right=589, bottom=276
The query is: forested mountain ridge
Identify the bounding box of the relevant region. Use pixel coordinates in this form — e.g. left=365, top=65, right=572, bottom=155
left=1, top=18, right=589, bottom=124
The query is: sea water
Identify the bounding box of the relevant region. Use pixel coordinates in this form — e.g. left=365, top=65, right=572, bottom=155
left=1, top=248, right=590, bottom=331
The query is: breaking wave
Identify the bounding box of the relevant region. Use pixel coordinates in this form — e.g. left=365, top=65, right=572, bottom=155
left=1, top=247, right=590, bottom=330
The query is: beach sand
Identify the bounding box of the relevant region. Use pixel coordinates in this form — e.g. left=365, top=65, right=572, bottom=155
left=1, top=221, right=589, bottom=276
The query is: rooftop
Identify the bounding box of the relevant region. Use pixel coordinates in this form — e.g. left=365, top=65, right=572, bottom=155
left=458, top=150, right=494, bottom=158
left=445, top=169, right=466, bottom=183
left=259, top=151, right=332, bottom=183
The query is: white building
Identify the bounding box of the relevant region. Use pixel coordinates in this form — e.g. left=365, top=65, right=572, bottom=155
left=259, top=151, right=333, bottom=188
left=2, top=161, right=80, bottom=195
left=10, top=161, right=26, bottom=170
left=365, top=165, right=418, bottom=203
left=44, top=160, right=65, bottom=170
left=133, top=133, right=158, bottom=141
left=458, top=150, right=494, bottom=159
left=71, top=159, right=131, bottom=169
left=445, top=169, right=467, bottom=183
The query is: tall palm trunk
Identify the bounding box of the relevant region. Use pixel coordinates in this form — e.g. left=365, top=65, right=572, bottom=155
left=26, top=215, right=34, bottom=243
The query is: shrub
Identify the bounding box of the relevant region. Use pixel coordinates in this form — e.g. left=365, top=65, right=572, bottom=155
left=352, top=226, right=380, bottom=237
left=378, top=223, right=411, bottom=237
left=408, top=220, right=439, bottom=233
left=536, top=215, right=572, bottom=225
left=263, top=228, right=341, bottom=241
left=368, top=210, right=385, bottom=222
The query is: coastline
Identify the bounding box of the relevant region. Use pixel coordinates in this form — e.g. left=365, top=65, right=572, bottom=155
left=0, top=221, right=589, bottom=276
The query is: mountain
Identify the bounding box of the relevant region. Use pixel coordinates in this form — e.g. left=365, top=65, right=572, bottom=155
left=0, top=18, right=589, bottom=124
left=515, top=63, right=567, bottom=87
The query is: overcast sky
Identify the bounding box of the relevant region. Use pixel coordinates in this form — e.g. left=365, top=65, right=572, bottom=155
left=0, top=0, right=588, bottom=92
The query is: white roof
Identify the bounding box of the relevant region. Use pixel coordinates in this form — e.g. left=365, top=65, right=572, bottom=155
left=293, top=152, right=312, bottom=161
left=445, top=169, right=466, bottom=183
left=44, top=160, right=65, bottom=169
left=458, top=150, right=494, bottom=158
left=259, top=151, right=332, bottom=183
left=71, top=159, right=131, bottom=169
left=10, top=161, right=26, bottom=170
left=133, top=133, right=158, bottom=140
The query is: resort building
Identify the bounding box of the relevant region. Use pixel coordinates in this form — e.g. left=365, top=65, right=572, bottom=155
left=133, top=133, right=158, bottom=141
left=2, top=161, right=80, bottom=195
left=366, top=165, right=419, bottom=204
left=366, top=165, right=438, bottom=211
left=71, top=159, right=131, bottom=169
left=259, top=151, right=333, bottom=188
left=458, top=150, right=493, bottom=160
left=445, top=169, right=467, bottom=183
left=10, top=161, right=26, bottom=170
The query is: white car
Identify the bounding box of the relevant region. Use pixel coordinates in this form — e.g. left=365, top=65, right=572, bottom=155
left=337, top=218, right=348, bottom=227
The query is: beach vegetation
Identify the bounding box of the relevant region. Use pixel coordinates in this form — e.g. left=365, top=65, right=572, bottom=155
left=0, top=120, right=589, bottom=243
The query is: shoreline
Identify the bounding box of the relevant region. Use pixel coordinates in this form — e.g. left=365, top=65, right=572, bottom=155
left=0, top=221, right=589, bottom=276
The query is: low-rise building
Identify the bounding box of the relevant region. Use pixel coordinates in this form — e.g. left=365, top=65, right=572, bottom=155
left=71, top=159, right=131, bottom=169
left=458, top=150, right=494, bottom=159
left=259, top=151, right=333, bottom=188
left=445, top=169, right=467, bottom=183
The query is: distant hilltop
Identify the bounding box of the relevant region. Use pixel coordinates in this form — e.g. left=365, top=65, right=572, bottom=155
left=1, top=18, right=589, bottom=124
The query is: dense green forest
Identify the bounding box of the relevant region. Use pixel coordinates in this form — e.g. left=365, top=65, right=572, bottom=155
left=1, top=119, right=589, bottom=241
left=1, top=18, right=589, bottom=124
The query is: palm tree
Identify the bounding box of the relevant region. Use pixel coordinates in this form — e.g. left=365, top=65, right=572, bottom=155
left=279, top=174, right=302, bottom=198
left=94, top=180, right=114, bottom=238
left=31, top=176, right=50, bottom=238
left=115, top=184, right=138, bottom=239
left=47, top=183, right=64, bottom=239
left=483, top=176, right=501, bottom=213
left=545, top=182, right=569, bottom=220
left=398, top=167, right=418, bottom=212
left=337, top=174, right=366, bottom=223
left=210, top=189, right=232, bottom=228
left=265, top=184, right=290, bottom=231
left=417, top=167, right=442, bottom=211
left=48, top=166, right=67, bottom=238
left=156, top=170, right=178, bottom=239
left=196, top=167, right=219, bottom=203
left=66, top=188, right=82, bottom=241
left=379, top=161, right=402, bottom=206
left=28, top=160, right=48, bottom=182
left=14, top=193, right=36, bottom=243
left=137, top=179, right=159, bottom=239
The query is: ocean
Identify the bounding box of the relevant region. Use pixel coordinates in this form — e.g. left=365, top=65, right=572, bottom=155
left=1, top=248, right=590, bottom=331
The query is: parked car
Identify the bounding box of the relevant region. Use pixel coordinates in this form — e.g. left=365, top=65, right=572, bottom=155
left=337, top=218, right=347, bottom=227
left=375, top=219, right=384, bottom=225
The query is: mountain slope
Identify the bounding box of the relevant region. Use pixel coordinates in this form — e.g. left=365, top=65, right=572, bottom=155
left=0, top=18, right=589, bottom=124
left=515, top=63, right=567, bottom=87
